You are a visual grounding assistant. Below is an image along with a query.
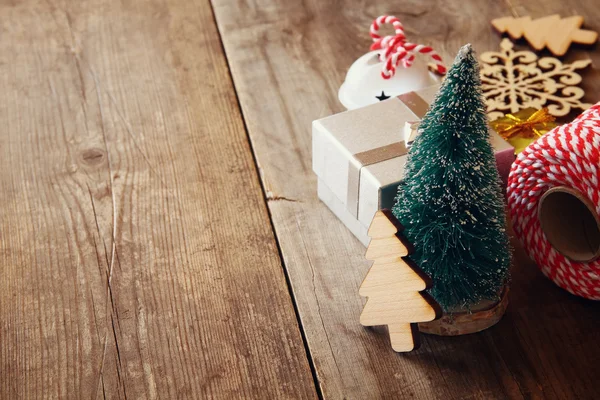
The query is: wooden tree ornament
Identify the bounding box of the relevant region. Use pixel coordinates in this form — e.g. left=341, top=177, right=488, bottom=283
left=359, top=210, right=440, bottom=352
left=491, top=15, right=598, bottom=56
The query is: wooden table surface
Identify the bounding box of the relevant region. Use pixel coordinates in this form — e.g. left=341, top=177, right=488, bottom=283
left=1, top=0, right=599, bottom=398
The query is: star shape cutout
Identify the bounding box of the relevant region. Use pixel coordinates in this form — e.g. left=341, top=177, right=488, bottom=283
left=375, top=91, right=390, bottom=101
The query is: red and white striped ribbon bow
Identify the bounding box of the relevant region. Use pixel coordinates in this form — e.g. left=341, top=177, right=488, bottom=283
left=370, top=15, right=446, bottom=79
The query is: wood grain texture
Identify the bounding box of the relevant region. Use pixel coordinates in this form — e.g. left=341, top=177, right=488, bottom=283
left=212, top=0, right=600, bottom=398
left=359, top=260, right=427, bottom=295
left=364, top=237, right=409, bottom=261
left=359, top=211, right=436, bottom=352
left=419, top=287, right=510, bottom=336
left=0, top=0, right=317, bottom=398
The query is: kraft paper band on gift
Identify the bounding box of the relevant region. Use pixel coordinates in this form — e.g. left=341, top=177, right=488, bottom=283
left=347, top=141, right=408, bottom=218
left=397, top=92, right=431, bottom=118
left=345, top=91, right=430, bottom=218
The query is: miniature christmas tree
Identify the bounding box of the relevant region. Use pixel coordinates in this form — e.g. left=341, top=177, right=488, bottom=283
left=392, top=44, right=511, bottom=311
left=359, top=210, right=439, bottom=352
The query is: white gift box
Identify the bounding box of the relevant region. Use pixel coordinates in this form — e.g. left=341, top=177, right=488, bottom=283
left=312, top=86, right=515, bottom=246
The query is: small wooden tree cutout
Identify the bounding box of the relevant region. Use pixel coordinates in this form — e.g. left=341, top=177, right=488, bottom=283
left=359, top=210, right=440, bottom=352
left=491, top=15, right=598, bottom=56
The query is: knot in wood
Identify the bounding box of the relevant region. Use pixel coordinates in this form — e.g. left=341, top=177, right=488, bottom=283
left=80, top=148, right=105, bottom=166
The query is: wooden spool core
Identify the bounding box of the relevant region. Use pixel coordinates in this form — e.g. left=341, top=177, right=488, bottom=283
left=538, top=186, right=600, bottom=262
left=419, top=287, right=509, bottom=336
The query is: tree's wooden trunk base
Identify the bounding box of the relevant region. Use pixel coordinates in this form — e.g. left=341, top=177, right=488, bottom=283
left=419, top=287, right=509, bottom=336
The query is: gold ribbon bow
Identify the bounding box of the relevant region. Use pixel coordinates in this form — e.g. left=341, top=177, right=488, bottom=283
left=490, top=108, right=558, bottom=154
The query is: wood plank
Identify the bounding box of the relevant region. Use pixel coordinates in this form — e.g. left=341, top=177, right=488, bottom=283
left=212, top=0, right=600, bottom=398
left=0, top=0, right=317, bottom=398
left=497, top=3, right=600, bottom=398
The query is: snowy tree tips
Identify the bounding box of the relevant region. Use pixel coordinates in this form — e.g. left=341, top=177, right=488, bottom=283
left=392, top=44, right=511, bottom=312
left=450, top=44, right=478, bottom=76
left=457, top=43, right=473, bottom=59
left=359, top=210, right=440, bottom=352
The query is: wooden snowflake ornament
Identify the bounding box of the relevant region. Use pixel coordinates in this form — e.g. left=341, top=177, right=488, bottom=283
left=359, top=210, right=440, bottom=352
left=480, top=38, right=592, bottom=119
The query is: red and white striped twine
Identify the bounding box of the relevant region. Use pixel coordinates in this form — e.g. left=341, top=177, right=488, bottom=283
left=369, top=15, right=446, bottom=79
left=508, top=104, right=600, bottom=299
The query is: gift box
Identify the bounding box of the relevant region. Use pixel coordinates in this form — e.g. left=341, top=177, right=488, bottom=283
left=312, top=85, right=515, bottom=246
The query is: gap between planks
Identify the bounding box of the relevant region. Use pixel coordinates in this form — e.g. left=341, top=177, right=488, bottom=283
left=207, top=1, right=323, bottom=397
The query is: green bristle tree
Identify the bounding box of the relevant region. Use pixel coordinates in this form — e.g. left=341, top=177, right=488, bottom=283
left=392, top=44, right=511, bottom=311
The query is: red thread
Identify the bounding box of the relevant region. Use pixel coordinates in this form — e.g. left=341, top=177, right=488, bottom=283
left=508, top=104, right=600, bottom=299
